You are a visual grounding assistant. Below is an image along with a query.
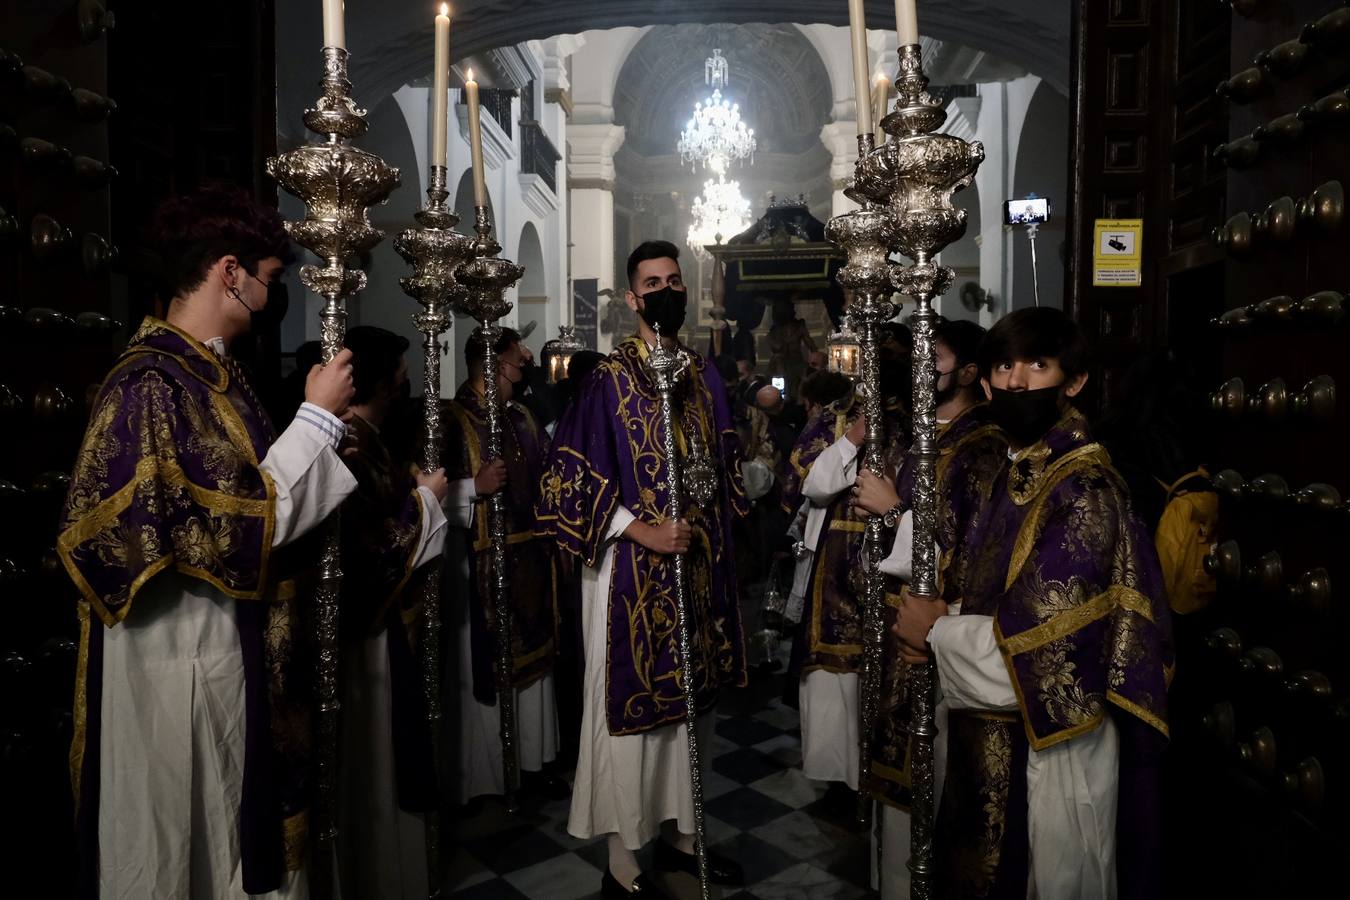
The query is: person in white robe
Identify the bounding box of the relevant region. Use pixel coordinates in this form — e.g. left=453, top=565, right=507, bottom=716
left=59, top=186, right=364, bottom=900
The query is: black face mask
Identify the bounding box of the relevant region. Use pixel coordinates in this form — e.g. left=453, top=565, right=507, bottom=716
left=233, top=278, right=289, bottom=333
left=989, top=385, right=1064, bottom=446
left=638, top=285, right=688, bottom=336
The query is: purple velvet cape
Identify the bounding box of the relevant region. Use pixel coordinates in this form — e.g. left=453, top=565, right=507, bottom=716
left=444, top=383, right=559, bottom=705
left=535, top=337, right=750, bottom=735
left=59, top=318, right=309, bottom=896
left=940, top=410, right=1173, bottom=898
left=871, top=403, right=1007, bottom=808
left=340, top=413, right=436, bottom=812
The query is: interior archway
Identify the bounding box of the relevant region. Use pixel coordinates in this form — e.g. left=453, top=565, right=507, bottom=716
left=515, top=223, right=548, bottom=360
left=1011, top=81, right=1069, bottom=311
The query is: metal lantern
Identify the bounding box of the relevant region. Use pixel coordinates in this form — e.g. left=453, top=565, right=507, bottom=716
left=826, top=320, right=862, bottom=377
left=541, top=323, right=586, bottom=384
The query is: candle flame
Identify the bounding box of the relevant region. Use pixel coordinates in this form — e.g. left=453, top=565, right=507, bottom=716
left=440, top=3, right=449, bottom=15
left=466, top=67, right=474, bottom=82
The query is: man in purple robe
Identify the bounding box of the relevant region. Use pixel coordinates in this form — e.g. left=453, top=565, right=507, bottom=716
left=443, top=326, right=564, bottom=805
left=335, top=326, right=448, bottom=899
left=893, top=308, right=1173, bottom=900
left=536, top=240, right=749, bottom=897
left=58, top=186, right=359, bottom=898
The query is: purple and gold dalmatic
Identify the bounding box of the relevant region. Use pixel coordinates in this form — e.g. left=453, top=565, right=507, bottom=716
left=536, top=337, right=749, bottom=736
left=58, top=318, right=311, bottom=896
left=778, top=404, right=838, bottom=516
left=935, top=410, right=1174, bottom=899
left=792, top=400, right=909, bottom=677
left=870, top=403, right=1006, bottom=809
left=340, top=413, right=436, bottom=812
left=444, top=382, right=559, bottom=705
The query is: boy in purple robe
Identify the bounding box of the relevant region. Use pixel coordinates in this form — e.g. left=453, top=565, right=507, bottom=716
left=58, top=186, right=359, bottom=899
left=335, top=326, right=448, bottom=899
left=443, top=326, right=564, bottom=805
left=892, top=308, right=1173, bottom=900
left=536, top=240, right=749, bottom=897
left=853, top=320, right=1006, bottom=895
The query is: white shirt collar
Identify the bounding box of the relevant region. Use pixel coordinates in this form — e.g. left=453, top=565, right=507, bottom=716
left=204, top=337, right=227, bottom=358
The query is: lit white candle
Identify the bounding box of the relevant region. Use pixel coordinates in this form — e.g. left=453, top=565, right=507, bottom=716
left=872, top=72, right=890, bottom=142
left=465, top=69, right=488, bottom=208
left=432, top=5, right=451, bottom=169
left=896, top=0, right=920, bottom=45
left=322, top=0, right=346, bottom=50
left=847, top=0, right=873, bottom=137
left=872, top=72, right=890, bottom=127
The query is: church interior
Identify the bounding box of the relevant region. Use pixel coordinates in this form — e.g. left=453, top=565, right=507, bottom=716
left=2, top=1, right=1348, bottom=898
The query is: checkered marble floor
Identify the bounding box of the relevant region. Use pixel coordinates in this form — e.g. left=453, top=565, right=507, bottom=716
left=446, top=686, right=874, bottom=899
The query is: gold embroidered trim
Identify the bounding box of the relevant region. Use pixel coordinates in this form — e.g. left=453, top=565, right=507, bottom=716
left=1004, top=444, right=1111, bottom=590
left=997, top=588, right=1117, bottom=656
left=70, top=601, right=92, bottom=818
left=1108, top=690, right=1170, bottom=739
left=282, top=810, right=308, bottom=871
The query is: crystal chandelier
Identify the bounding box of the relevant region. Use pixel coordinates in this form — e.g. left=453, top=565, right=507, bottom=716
left=678, top=49, right=756, bottom=173
left=687, top=176, right=751, bottom=260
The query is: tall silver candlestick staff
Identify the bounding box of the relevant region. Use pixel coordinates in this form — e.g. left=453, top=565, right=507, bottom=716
left=824, top=139, right=897, bottom=831
left=454, top=206, right=525, bottom=812
left=645, top=327, right=712, bottom=900
left=858, top=42, right=984, bottom=900
left=266, top=45, right=401, bottom=899
left=394, top=164, right=473, bottom=898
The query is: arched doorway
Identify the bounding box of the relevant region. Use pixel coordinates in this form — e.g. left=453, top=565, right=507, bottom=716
left=515, top=223, right=548, bottom=360
left=1011, top=81, right=1069, bottom=310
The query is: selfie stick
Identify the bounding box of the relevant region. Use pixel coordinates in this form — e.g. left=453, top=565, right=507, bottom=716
left=1026, top=221, right=1041, bottom=308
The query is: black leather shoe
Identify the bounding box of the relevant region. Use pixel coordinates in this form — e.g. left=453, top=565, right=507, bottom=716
left=601, top=868, right=672, bottom=898
left=653, top=838, right=745, bottom=886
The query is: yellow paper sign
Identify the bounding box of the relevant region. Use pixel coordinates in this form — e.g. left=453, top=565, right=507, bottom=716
left=1092, top=219, right=1143, bottom=287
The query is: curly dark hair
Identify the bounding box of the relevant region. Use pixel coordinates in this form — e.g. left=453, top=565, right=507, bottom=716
left=147, top=183, right=293, bottom=299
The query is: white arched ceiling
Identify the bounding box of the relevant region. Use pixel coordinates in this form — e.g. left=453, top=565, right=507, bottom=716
left=277, top=1, right=1070, bottom=116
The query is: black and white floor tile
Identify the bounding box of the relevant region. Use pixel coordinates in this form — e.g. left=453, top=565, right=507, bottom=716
left=447, top=685, right=874, bottom=899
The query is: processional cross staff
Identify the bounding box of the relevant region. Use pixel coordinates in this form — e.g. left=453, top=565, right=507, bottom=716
left=645, top=324, right=714, bottom=900
left=266, top=42, right=401, bottom=900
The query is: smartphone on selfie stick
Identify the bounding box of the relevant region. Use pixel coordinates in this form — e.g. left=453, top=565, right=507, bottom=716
left=1003, top=196, right=1051, bottom=307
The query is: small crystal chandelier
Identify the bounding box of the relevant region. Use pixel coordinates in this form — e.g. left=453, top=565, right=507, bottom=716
left=678, top=49, right=757, bottom=173
left=687, top=176, right=751, bottom=260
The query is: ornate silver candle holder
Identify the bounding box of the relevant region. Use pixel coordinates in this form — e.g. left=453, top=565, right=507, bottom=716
left=824, top=174, right=897, bottom=830
left=393, top=163, right=473, bottom=898
left=454, top=206, right=525, bottom=812
left=265, top=46, right=400, bottom=898
left=877, top=42, right=984, bottom=900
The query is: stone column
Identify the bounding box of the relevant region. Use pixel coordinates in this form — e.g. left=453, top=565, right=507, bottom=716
left=568, top=121, right=625, bottom=353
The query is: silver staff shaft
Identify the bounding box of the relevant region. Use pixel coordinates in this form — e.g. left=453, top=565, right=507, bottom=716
left=480, top=322, right=520, bottom=812
left=905, top=264, right=941, bottom=900
left=394, top=163, right=473, bottom=897
left=453, top=205, right=526, bottom=816
left=646, top=332, right=711, bottom=900
left=312, top=300, right=346, bottom=900
left=266, top=45, right=401, bottom=899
